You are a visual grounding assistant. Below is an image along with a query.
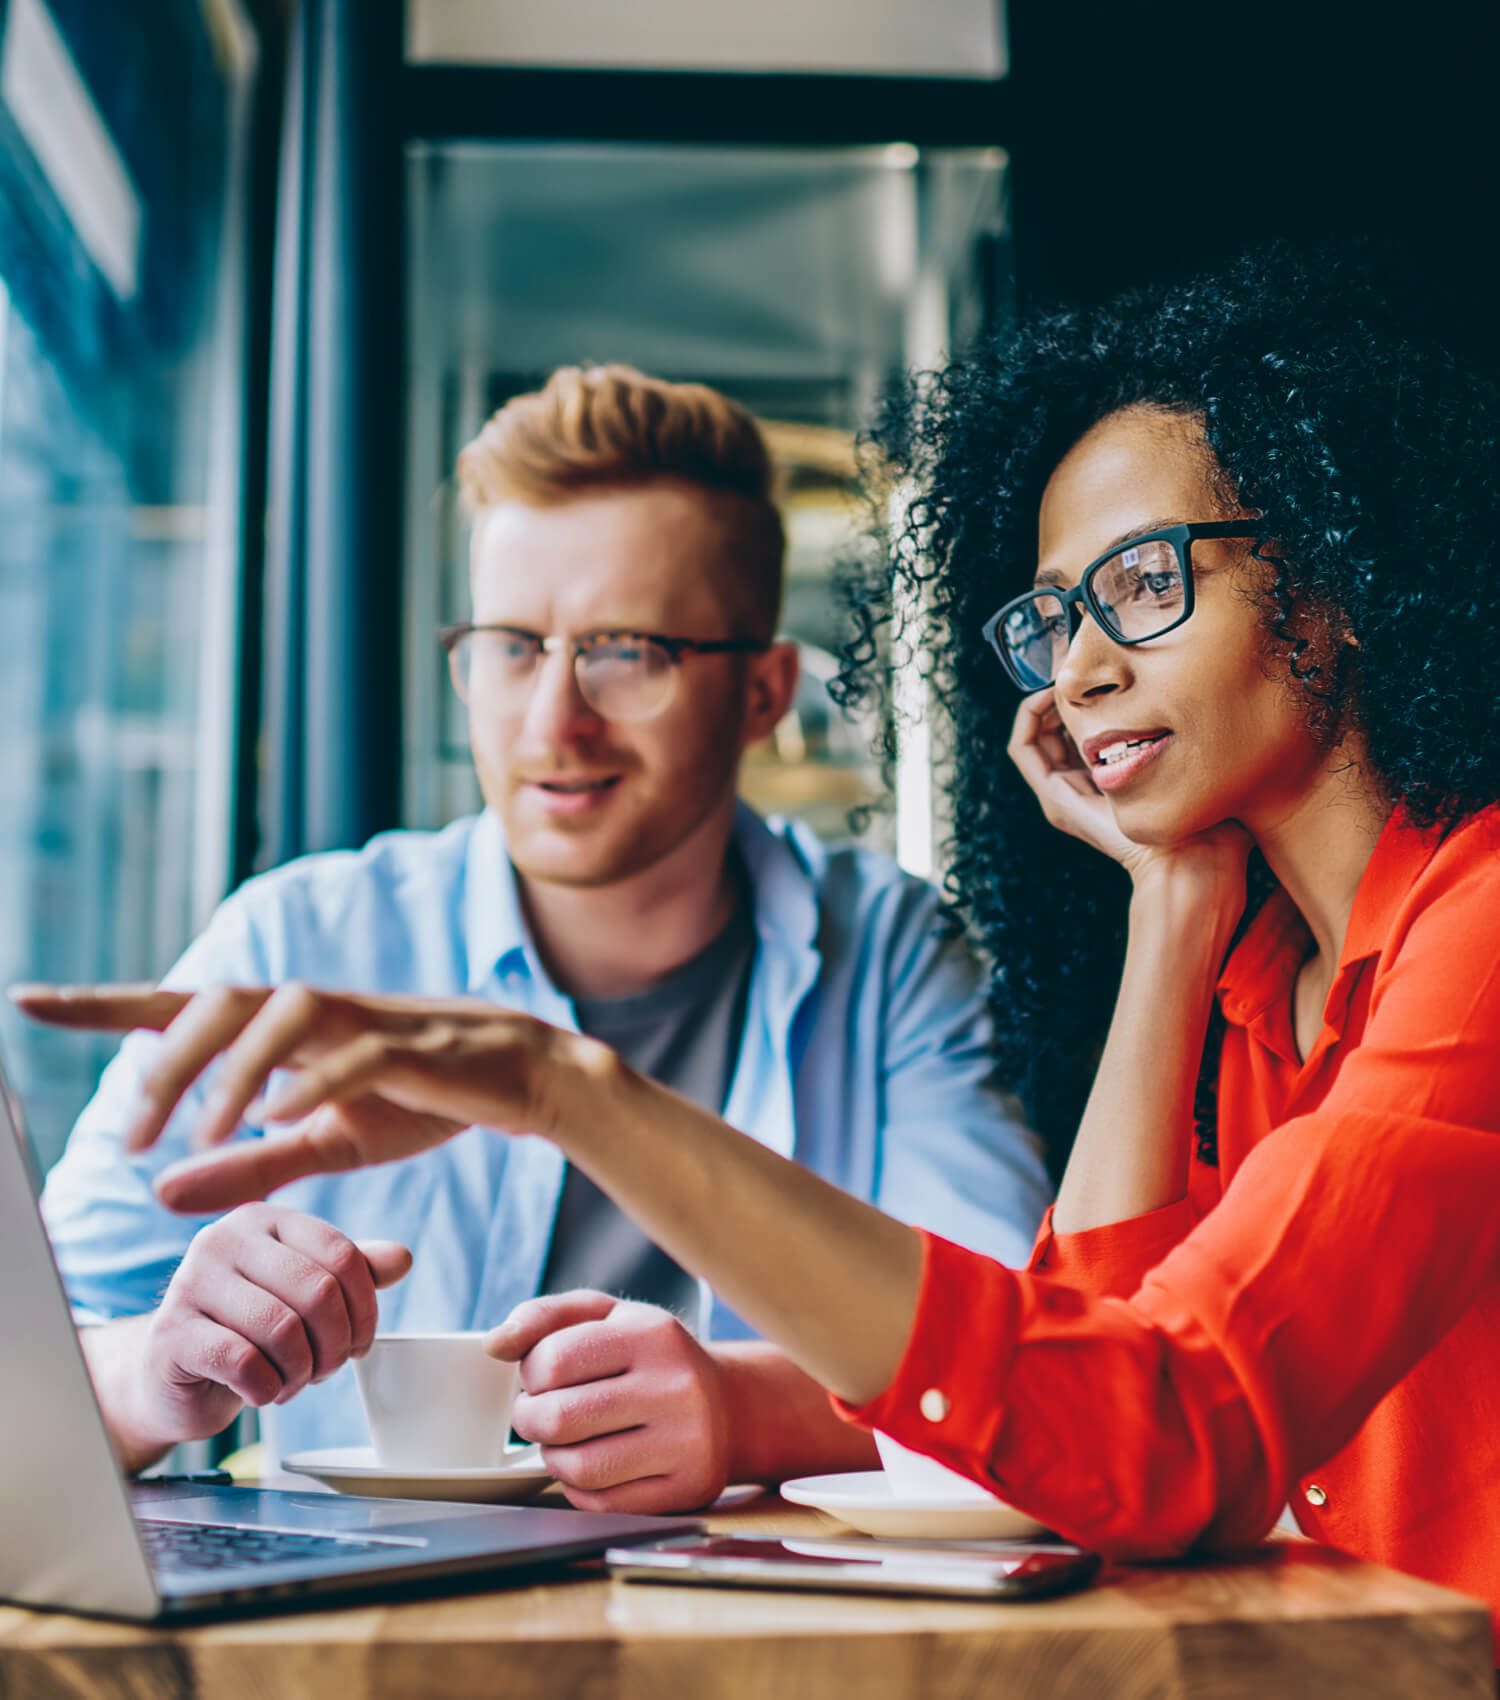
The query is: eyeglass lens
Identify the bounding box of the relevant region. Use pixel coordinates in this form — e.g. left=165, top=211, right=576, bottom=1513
left=448, top=631, right=677, bottom=723
left=1000, top=538, right=1186, bottom=688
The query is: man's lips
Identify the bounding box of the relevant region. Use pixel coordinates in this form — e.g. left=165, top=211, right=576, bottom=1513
left=516, top=774, right=625, bottom=815
left=523, top=775, right=622, bottom=794
left=1079, top=728, right=1173, bottom=794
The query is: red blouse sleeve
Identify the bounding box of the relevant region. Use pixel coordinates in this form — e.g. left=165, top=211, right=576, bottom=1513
left=835, top=832, right=1500, bottom=1560
left=1026, top=1196, right=1202, bottom=1296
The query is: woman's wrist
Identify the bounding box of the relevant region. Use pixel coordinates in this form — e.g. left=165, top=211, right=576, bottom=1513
left=1126, top=857, right=1245, bottom=951
left=540, top=1026, right=646, bottom=1160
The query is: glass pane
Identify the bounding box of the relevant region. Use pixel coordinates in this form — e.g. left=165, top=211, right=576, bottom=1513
left=1002, top=593, right=1071, bottom=691
left=404, top=140, right=1011, bottom=850
left=0, top=1, right=254, bottom=1169
left=1091, top=539, right=1185, bottom=640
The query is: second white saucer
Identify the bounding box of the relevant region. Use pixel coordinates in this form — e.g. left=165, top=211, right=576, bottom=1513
left=779, top=1471, right=1046, bottom=1540
left=282, top=1444, right=553, bottom=1505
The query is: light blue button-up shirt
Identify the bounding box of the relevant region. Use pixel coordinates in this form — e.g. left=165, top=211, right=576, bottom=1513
left=42, top=806, right=1050, bottom=1464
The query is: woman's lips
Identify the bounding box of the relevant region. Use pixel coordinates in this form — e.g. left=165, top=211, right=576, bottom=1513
left=1090, top=732, right=1173, bottom=793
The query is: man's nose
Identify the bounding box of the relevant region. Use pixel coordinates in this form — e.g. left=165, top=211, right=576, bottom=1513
left=520, top=645, right=603, bottom=744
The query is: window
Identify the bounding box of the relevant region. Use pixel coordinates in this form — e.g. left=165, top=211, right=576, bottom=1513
left=403, top=140, right=1010, bottom=855
left=0, top=0, right=257, bottom=1168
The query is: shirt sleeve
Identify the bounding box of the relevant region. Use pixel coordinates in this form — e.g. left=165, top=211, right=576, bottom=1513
left=1025, top=1196, right=1202, bottom=1295
left=872, top=884, right=1053, bottom=1268
left=837, top=847, right=1500, bottom=1561
left=40, top=893, right=273, bottom=1322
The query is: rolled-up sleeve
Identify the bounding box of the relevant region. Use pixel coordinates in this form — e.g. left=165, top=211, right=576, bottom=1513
left=1026, top=1197, right=1202, bottom=1294
left=840, top=1104, right=1500, bottom=1558
left=836, top=840, right=1500, bottom=1561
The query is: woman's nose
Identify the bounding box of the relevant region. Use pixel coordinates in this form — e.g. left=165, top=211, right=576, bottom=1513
left=1053, top=609, right=1127, bottom=702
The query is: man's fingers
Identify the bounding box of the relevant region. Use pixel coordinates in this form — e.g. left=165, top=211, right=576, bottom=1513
left=511, top=1317, right=638, bottom=1396
left=511, top=1377, right=640, bottom=1449
left=241, top=1212, right=408, bottom=1357
left=485, top=1290, right=619, bottom=1364
left=168, top=1316, right=283, bottom=1408
left=8, top=984, right=191, bottom=1032
left=557, top=1476, right=689, bottom=1517
left=357, top=1239, right=415, bottom=1291
left=193, top=1272, right=316, bottom=1401
left=539, top=1427, right=667, bottom=1496
left=230, top=1228, right=379, bottom=1380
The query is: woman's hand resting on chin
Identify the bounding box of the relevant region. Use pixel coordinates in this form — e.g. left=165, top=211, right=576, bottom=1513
left=1007, top=688, right=1252, bottom=905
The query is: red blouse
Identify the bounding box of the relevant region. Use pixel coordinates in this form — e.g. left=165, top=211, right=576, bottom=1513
left=839, top=807, right=1500, bottom=1640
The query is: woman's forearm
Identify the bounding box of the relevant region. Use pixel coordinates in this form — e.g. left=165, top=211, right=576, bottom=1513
left=1052, top=870, right=1242, bottom=1235
left=551, top=1045, right=924, bottom=1407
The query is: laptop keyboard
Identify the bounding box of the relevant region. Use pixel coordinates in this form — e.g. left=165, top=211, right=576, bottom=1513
left=140, top=1518, right=404, bottom=1572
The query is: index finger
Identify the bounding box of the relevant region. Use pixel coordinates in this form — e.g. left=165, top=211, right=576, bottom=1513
left=486, top=1291, right=619, bottom=1362
left=1007, top=688, right=1080, bottom=767
left=508, top=1316, right=636, bottom=1395
left=1007, top=690, right=1097, bottom=801
left=10, top=984, right=193, bottom=1033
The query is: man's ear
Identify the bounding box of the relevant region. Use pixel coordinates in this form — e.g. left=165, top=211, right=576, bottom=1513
left=740, top=640, right=801, bottom=747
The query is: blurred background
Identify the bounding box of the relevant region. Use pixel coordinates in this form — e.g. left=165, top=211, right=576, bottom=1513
left=0, top=0, right=1493, bottom=1168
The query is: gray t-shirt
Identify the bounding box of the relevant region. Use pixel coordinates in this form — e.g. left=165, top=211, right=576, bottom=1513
left=539, top=895, right=757, bottom=1324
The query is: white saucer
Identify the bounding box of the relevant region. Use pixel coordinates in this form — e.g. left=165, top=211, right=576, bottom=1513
left=779, top=1472, right=1046, bottom=1540
left=282, top=1444, right=553, bottom=1504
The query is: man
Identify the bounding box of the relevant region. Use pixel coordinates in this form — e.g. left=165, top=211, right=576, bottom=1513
left=40, top=365, right=1049, bottom=1511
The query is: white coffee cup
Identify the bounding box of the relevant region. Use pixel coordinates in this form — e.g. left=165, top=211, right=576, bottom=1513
left=353, top=1332, right=520, bottom=1469
left=873, top=1431, right=1000, bottom=1502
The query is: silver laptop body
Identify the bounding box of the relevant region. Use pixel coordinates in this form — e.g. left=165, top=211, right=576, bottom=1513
left=0, top=1056, right=697, bottom=1620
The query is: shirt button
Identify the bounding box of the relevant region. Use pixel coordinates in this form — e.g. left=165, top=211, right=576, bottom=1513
left=919, top=1388, right=950, bottom=1423
left=1304, top=1484, right=1328, bottom=1508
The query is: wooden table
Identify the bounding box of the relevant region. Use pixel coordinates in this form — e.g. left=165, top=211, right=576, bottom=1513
left=0, top=1491, right=1491, bottom=1699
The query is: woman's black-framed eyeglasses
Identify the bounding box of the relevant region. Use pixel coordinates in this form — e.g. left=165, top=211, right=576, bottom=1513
left=438, top=624, right=769, bottom=723
left=981, top=521, right=1262, bottom=693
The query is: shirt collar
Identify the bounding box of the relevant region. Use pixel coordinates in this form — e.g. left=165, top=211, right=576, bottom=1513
left=462, top=808, right=534, bottom=992
left=460, top=802, right=822, bottom=996
left=1337, top=806, right=1447, bottom=965
left=1216, top=807, right=1446, bottom=1027
left=730, top=799, right=821, bottom=962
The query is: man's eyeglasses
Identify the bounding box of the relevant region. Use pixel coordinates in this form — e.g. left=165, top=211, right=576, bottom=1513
left=438, top=625, right=769, bottom=724
left=981, top=522, right=1261, bottom=693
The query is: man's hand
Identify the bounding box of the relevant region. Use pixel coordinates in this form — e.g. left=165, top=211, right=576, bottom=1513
left=488, top=1291, right=730, bottom=1515
left=113, top=1204, right=410, bottom=1454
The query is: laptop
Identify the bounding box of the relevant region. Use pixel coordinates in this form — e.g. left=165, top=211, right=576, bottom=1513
left=0, top=1056, right=700, bottom=1621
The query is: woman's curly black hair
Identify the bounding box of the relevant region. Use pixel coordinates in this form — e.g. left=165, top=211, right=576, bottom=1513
left=836, top=243, right=1500, bottom=1176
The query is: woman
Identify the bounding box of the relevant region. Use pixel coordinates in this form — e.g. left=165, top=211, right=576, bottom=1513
left=21, top=247, right=1500, bottom=1631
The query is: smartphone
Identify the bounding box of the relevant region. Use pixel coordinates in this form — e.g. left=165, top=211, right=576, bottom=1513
left=604, top=1534, right=1101, bottom=1601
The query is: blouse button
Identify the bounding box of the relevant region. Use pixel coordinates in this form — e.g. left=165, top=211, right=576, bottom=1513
left=1304, top=1483, right=1328, bottom=1508
left=919, top=1388, right=951, bottom=1423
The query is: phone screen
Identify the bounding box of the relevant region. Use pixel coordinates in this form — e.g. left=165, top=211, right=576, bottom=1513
left=604, top=1535, right=1101, bottom=1601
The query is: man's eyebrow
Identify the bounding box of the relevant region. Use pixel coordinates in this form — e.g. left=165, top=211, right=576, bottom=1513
left=1033, top=516, right=1183, bottom=586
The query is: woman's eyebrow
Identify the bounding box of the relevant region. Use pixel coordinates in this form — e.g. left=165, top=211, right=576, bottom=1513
left=1099, top=516, right=1182, bottom=553
left=1034, top=516, right=1184, bottom=585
